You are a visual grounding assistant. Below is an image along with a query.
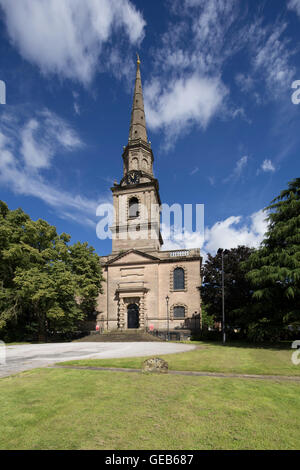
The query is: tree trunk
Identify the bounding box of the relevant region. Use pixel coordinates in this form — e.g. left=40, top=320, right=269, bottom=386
left=37, top=306, right=46, bottom=343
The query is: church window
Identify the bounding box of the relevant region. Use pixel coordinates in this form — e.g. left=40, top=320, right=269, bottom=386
left=129, top=197, right=139, bottom=218
left=173, top=267, right=185, bottom=290
left=132, top=158, right=138, bottom=170
left=173, top=306, right=185, bottom=318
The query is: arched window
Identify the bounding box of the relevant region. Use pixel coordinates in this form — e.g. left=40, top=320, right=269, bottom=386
left=132, top=158, right=138, bottom=170
left=142, top=158, right=148, bottom=171
left=129, top=197, right=139, bottom=218
left=173, top=306, right=185, bottom=318
left=173, top=267, right=185, bottom=290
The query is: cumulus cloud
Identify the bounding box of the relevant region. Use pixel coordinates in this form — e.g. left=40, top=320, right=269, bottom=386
left=162, top=226, right=204, bottom=252
left=204, top=210, right=268, bottom=255
left=0, top=0, right=145, bottom=84
left=0, top=109, right=108, bottom=226
left=145, top=74, right=227, bottom=146
left=162, top=208, right=268, bottom=260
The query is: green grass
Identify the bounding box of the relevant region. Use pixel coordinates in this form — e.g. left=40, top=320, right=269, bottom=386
left=0, top=367, right=300, bottom=450
left=60, top=341, right=300, bottom=377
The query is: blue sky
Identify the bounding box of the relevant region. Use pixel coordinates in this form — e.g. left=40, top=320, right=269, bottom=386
left=0, top=0, right=299, bottom=257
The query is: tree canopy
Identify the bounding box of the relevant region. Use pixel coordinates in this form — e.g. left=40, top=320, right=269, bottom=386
left=201, top=246, right=254, bottom=331
left=0, top=201, right=103, bottom=342
left=246, top=178, right=300, bottom=334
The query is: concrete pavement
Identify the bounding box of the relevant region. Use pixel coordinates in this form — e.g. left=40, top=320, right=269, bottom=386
left=0, top=342, right=195, bottom=378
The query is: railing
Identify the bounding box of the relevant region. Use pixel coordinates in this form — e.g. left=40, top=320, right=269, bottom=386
left=147, top=328, right=192, bottom=342
left=170, top=250, right=190, bottom=257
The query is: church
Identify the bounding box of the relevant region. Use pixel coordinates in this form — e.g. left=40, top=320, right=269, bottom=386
left=97, top=56, right=202, bottom=333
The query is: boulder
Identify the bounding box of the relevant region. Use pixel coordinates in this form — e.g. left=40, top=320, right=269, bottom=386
left=142, top=357, right=168, bottom=374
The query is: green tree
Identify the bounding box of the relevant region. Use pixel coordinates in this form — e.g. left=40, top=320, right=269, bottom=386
left=201, top=246, right=255, bottom=330
left=246, top=178, right=300, bottom=337
left=68, top=241, right=103, bottom=316
left=201, top=303, right=214, bottom=330
left=0, top=202, right=103, bottom=342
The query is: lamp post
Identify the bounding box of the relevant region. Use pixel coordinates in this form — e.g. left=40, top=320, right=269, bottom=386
left=166, top=295, right=170, bottom=341
left=221, top=250, right=226, bottom=345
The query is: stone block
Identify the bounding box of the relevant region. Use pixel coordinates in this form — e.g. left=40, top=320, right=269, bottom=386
left=142, top=357, right=168, bottom=374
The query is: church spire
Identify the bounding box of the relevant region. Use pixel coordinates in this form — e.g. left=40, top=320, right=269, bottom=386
left=128, top=54, right=148, bottom=143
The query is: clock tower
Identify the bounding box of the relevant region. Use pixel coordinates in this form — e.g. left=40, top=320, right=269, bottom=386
left=110, top=55, right=163, bottom=254
left=97, top=55, right=202, bottom=333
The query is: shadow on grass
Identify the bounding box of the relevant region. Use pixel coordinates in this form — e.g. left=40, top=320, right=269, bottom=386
left=189, top=339, right=294, bottom=351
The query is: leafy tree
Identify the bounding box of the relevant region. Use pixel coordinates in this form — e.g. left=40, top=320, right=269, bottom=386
left=0, top=202, right=103, bottom=342
left=201, top=246, right=255, bottom=329
left=201, top=303, right=214, bottom=330
left=67, top=241, right=103, bottom=316
left=246, top=178, right=300, bottom=335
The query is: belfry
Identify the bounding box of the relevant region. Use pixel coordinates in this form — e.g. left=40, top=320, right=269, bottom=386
left=97, top=56, right=202, bottom=334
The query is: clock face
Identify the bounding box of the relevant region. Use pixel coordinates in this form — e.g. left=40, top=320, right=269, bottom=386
left=127, top=172, right=140, bottom=185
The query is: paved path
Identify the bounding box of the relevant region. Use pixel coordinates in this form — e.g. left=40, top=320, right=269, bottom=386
left=52, top=365, right=300, bottom=382
left=0, top=342, right=195, bottom=378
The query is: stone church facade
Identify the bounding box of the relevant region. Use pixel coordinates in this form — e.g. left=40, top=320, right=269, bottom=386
left=97, top=57, right=202, bottom=332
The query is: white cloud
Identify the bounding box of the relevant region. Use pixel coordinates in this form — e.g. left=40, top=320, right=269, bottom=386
left=144, top=0, right=295, bottom=145
left=142, top=0, right=242, bottom=145
left=162, top=209, right=268, bottom=260
left=20, top=111, right=82, bottom=170
left=147, top=0, right=296, bottom=146
left=72, top=92, right=81, bottom=116
left=235, top=73, right=255, bottom=93
left=162, top=226, right=204, bottom=252
left=224, top=156, right=248, bottom=183
left=0, top=0, right=145, bottom=84
left=260, top=159, right=276, bottom=173
left=251, top=22, right=295, bottom=94
left=208, top=176, right=215, bottom=186
left=190, top=167, right=199, bottom=176
left=288, top=0, right=300, bottom=16
left=0, top=110, right=109, bottom=227
left=204, top=210, right=268, bottom=255
left=145, top=74, right=227, bottom=147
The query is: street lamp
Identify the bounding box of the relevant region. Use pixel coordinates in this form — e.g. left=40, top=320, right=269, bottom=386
left=221, top=250, right=226, bottom=345
left=166, top=295, right=170, bottom=341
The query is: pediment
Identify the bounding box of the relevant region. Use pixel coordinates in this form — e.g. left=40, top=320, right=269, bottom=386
left=106, top=249, right=160, bottom=266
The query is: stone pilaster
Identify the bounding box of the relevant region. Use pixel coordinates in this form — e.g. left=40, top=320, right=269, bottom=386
left=118, top=297, right=126, bottom=329
left=139, top=294, right=146, bottom=329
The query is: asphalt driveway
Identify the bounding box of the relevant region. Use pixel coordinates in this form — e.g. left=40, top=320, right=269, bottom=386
left=0, top=342, right=195, bottom=378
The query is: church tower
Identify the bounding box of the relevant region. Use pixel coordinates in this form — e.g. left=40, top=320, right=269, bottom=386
left=111, top=55, right=163, bottom=253
left=97, top=55, right=202, bottom=333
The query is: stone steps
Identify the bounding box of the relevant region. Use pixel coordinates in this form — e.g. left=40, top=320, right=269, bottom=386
left=75, top=330, right=163, bottom=343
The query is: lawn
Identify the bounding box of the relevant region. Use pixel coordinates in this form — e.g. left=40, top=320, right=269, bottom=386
left=0, top=367, right=300, bottom=450
left=60, top=341, right=300, bottom=377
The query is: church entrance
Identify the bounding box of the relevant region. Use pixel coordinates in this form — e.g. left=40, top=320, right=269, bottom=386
left=127, top=304, right=139, bottom=329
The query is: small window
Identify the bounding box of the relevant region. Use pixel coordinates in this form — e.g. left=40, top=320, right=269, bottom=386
left=129, top=197, right=139, bottom=218
left=132, top=158, right=138, bottom=170
left=173, top=306, right=185, bottom=318
left=173, top=267, right=185, bottom=290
